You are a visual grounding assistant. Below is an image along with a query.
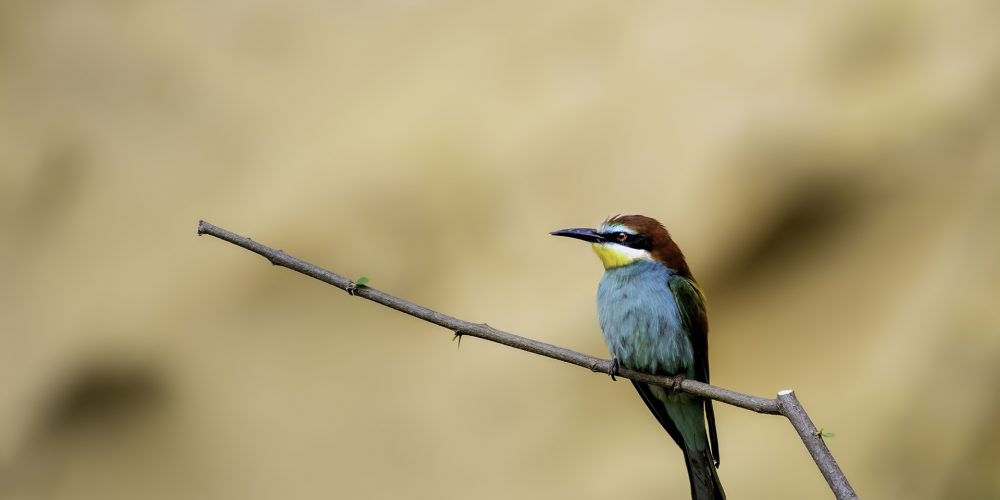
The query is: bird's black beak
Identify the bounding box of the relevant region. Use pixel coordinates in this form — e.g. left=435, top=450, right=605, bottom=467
left=549, top=227, right=604, bottom=243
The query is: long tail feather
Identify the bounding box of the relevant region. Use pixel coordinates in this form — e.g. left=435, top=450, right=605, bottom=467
left=684, top=447, right=725, bottom=500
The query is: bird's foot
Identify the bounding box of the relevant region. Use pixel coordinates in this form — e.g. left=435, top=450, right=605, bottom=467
left=608, top=357, right=621, bottom=381
left=667, top=375, right=684, bottom=394
left=346, top=282, right=358, bottom=296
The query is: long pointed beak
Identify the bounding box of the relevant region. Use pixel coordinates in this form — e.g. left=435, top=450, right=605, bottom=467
left=549, top=227, right=604, bottom=243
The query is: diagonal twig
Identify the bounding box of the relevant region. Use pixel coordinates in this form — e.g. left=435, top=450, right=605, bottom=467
left=196, top=220, right=858, bottom=500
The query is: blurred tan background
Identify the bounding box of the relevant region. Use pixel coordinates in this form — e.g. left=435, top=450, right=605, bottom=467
left=2, top=1, right=999, bottom=499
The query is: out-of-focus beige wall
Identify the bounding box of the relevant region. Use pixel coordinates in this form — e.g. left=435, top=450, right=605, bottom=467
left=1, top=2, right=998, bottom=499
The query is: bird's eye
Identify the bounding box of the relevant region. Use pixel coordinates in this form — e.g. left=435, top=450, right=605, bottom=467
left=616, top=232, right=629, bottom=243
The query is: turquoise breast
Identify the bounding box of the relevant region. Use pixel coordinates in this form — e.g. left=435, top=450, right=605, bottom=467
left=596, top=260, right=695, bottom=377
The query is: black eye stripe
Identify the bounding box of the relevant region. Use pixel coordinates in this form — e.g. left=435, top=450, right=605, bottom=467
left=630, top=234, right=651, bottom=251
left=600, top=232, right=651, bottom=251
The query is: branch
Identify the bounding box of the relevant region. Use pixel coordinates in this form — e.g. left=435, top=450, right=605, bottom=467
left=778, top=390, right=857, bottom=499
left=196, top=220, right=858, bottom=499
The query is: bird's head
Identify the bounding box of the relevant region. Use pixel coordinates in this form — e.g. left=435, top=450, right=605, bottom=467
left=550, top=214, right=692, bottom=277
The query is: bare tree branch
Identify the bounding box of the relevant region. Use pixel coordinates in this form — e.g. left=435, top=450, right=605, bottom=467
left=778, top=390, right=858, bottom=499
left=196, top=220, right=858, bottom=499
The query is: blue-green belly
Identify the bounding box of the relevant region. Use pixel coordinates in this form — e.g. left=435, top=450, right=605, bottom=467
left=596, top=260, right=694, bottom=378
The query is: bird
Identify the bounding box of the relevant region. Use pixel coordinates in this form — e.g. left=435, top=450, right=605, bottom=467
left=550, top=214, right=724, bottom=500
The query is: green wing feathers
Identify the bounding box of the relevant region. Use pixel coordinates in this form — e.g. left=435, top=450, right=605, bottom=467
left=667, top=275, right=709, bottom=382
left=668, top=274, right=720, bottom=467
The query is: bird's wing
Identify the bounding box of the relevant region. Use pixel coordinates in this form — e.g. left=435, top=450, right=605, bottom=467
left=668, top=274, right=720, bottom=466
left=667, top=274, right=709, bottom=383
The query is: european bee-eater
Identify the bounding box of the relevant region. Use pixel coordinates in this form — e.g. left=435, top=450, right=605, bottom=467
left=551, top=214, right=724, bottom=500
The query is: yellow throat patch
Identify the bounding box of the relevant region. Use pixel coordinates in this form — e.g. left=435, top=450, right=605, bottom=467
left=591, top=242, right=644, bottom=269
